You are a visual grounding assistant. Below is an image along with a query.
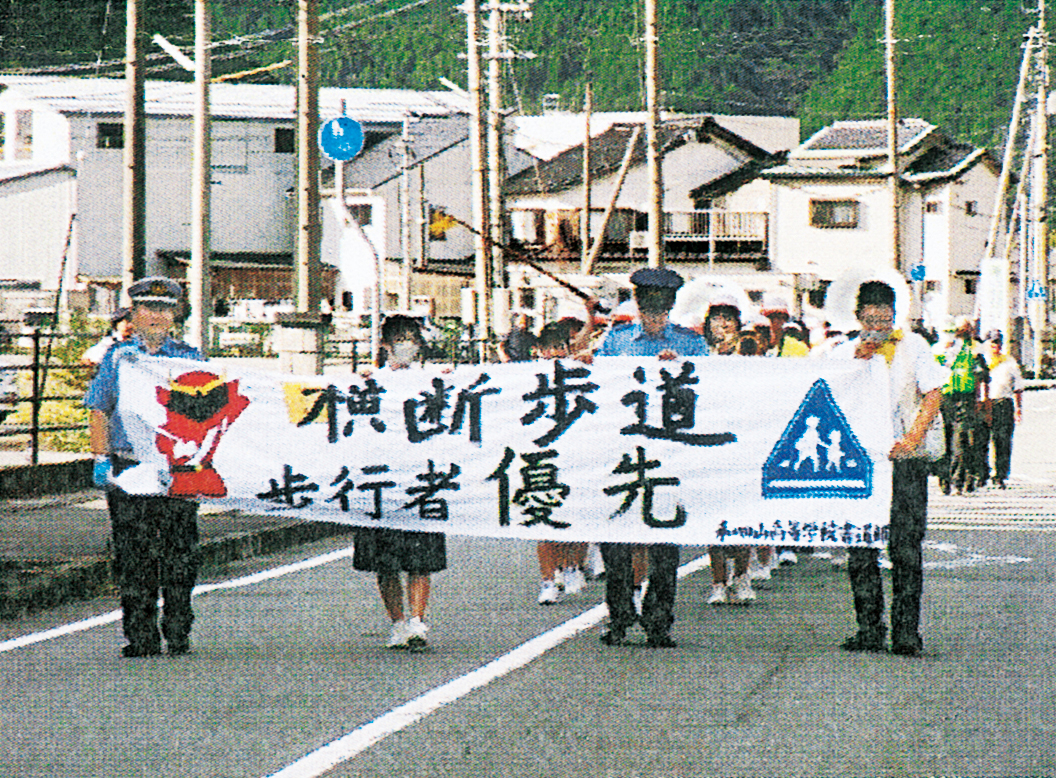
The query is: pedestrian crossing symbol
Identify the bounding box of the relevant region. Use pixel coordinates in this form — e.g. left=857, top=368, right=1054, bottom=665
left=762, top=379, right=872, bottom=499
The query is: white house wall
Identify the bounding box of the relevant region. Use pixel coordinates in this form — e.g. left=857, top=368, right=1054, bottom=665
left=0, top=169, right=75, bottom=288
left=770, top=179, right=894, bottom=278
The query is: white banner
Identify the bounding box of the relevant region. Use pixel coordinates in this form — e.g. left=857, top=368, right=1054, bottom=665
left=112, top=354, right=894, bottom=546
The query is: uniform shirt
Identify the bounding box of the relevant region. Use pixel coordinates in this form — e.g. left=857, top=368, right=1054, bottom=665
left=85, top=335, right=203, bottom=456
left=830, top=330, right=948, bottom=443
left=596, top=321, right=708, bottom=357
left=937, top=338, right=988, bottom=395
left=987, top=354, right=1024, bottom=400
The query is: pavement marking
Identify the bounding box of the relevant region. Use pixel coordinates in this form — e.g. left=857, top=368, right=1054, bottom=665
left=0, top=546, right=358, bottom=654
left=261, top=554, right=711, bottom=778
left=928, top=477, right=1056, bottom=532
left=922, top=540, right=1032, bottom=570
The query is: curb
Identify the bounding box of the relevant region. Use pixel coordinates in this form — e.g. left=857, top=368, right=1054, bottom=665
left=0, top=518, right=355, bottom=621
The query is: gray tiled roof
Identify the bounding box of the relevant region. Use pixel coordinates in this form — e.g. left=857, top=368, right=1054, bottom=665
left=801, top=118, right=933, bottom=153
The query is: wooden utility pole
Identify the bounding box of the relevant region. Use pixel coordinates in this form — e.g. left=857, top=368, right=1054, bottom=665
left=187, top=0, right=212, bottom=354
left=644, top=0, right=663, bottom=269
left=400, top=116, right=413, bottom=310
left=122, top=0, right=147, bottom=294
left=466, top=0, right=491, bottom=352
left=295, top=0, right=321, bottom=313
left=486, top=1, right=506, bottom=301
left=580, top=83, right=592, bottom=271
left=885, top=0, right=900, bottom=273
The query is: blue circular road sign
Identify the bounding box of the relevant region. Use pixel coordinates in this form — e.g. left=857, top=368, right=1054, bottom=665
left=319, top=116, right=364, bottom=161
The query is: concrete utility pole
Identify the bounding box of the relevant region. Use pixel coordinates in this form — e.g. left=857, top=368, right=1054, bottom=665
left=1030, top=0, right=1049, bottom=375
left=295, top=0, right=321, bottom=313
left=885, top=0, right=901, bottom=274
left=187, top=0, right=211, bottom=354
left=644, top=0, right=663, bottom=269
left=122, top=0, right=147, bottom=295
left=465, top=0, right=492, bottom=356
left=580, top=83, right=592, bottom=272
left=400, top=116, right=413, bottom=310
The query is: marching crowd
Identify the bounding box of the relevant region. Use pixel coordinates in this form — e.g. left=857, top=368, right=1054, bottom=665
left=84, top=268, right=1026, bottom=658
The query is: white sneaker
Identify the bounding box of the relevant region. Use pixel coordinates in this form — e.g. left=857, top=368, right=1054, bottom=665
left=585, top=544, right=605, bottom=579
left=707, top=583, right=728, bottom=605
left=406, top=617, right=429, bottom=651
left=814, top=549, right=833, bottom=560
left=553, top=567, right=565, bottom=591
left=730, top=574, right=756, bottom=605
left=563, top=567, right=585, bottom=595
left=538, top=580, right=560, bottom=605
left=386, top=619, right=410, bottom=649
left=778, top=550, right=798, bottom=566
left=632, top=585, right=645, bottom=614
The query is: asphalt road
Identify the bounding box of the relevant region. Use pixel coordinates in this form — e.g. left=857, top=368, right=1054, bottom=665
left=2, top=391, right=1055, bottom=777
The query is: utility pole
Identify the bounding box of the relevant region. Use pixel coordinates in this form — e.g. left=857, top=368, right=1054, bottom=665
left=464, top=0, right=492, bottom=357
left=644, top=0, right=663, bottom=269
left=295, top=0, right=321, bottom=314
left=122, top=0, right=146, bottom=295
left=187, top=0, right=211, bottom=354
left=1030, top=0, right=1049, bottom=375
left=580, top=83, right=592, bottom=272
left=885, top=0, right=901, bottom=275
left=486, top=1, right=506, bottom=309
left=400, top=116, right=413, bottom=311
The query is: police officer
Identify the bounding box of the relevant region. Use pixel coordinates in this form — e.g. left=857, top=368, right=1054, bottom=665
left=595, top=267, right=707, bottom=648
left=85, top=277, right=204, bottom=657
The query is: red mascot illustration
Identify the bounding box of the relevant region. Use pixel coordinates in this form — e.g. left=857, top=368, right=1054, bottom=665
left=155, top=371, right=250, bottom=498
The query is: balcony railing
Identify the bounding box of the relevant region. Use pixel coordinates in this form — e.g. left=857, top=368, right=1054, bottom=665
left=661, top=210, right=768, bottom=242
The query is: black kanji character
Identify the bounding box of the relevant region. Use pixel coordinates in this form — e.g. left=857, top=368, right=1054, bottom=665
left=402, top=460, right=460, bottom=520
left=512, top=449, right=571, bottom=528
left=449, top=373, right=501, bottom=443
left=257, top=464, right=319, bottom=508
left=326, top=466, right=356, bottom=511
left=346, top=379, right=387, bottom=434
left=297, top=385, right=346, bottom=444
left=403, top=377, right=453, bottom=443
left=602, top=446, right=687, bottom=528
left=620, top=363, right=736, bottom=447
left=357, top=464, right=396, bottom=519
left=487, top=447, right=516, bottom=527
left=521, top=360, right=599, bottom=447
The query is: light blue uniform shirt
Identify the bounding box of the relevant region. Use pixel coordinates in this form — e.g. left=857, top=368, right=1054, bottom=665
left=85, top=335, right=203, bottom=456
left=596, top=321, right=709, bottom=357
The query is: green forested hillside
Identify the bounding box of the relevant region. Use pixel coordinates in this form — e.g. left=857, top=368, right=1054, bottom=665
left=0, top=0, right=1043, bottom=151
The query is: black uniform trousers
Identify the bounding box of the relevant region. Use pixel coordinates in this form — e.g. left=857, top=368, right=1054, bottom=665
left=107, top=459, right=200, bottom=651
left=990, top=398, right=1016, bottom=483
left=600, top=543, right=679, bottom=638
left=847, top=459, right=929, bottom=650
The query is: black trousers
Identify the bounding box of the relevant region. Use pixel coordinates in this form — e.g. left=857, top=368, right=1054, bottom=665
left=600, top=543, right=679, bottom=637
left=991, top=398, right=1015, bottom=482
left=107, top=460, right=200, bottom=650
left=847, top=459, right=928, bottom=647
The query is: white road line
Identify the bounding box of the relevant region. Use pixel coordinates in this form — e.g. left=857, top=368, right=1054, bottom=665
left=0, top=546, right=358, bottom=654
left=261, top=554, right=711, bottom=778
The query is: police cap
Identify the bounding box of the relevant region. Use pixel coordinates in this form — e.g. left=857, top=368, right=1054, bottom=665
left=629, top=267, right=684, bottom=291
left=128, top=277, right=182, bottom=307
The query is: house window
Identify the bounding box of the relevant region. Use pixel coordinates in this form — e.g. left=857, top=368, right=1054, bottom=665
left=348, top=203, right=372, bottom=226
left=964, top=277, right=978, bottom=295
left=14, top=110, right=32, bottom=160
left=274, top=127, right=295, bottom=153
left=965, top=201, right=978, bottom=216
left=97, top=122, right=124, bottom=149
left=810, top=199, right=859, bottom=228
left=925, top=201, right=942, bottom=214
left=519, top=288, right=536, bottom=309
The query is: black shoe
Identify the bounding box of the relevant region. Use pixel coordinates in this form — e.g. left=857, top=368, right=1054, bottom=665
left=645, top=633, right=677, bottom=649
left=599, top=628, right=626, bottom=646
left=122, top=643, right=162, bottom=658
left=890, top=635, right=923, bottom=656
left=939, top=478, right=951, bottom=495
left=840, top=631, right=886, bottom=653
left=167, top=638, right=191, bottom=656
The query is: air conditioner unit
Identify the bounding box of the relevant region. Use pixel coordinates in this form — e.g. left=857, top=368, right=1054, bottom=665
left=628, top=231, right=649, bottom=250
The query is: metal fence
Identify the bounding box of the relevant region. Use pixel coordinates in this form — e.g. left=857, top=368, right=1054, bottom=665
left=0, top=329, right=95, bottom=466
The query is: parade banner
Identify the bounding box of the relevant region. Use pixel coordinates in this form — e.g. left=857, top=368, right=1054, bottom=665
left=112, top=353, right=895, bottom=546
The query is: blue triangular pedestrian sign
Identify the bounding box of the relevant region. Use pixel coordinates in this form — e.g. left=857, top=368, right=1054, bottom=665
left=762, top=379, right=872, bottom=499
